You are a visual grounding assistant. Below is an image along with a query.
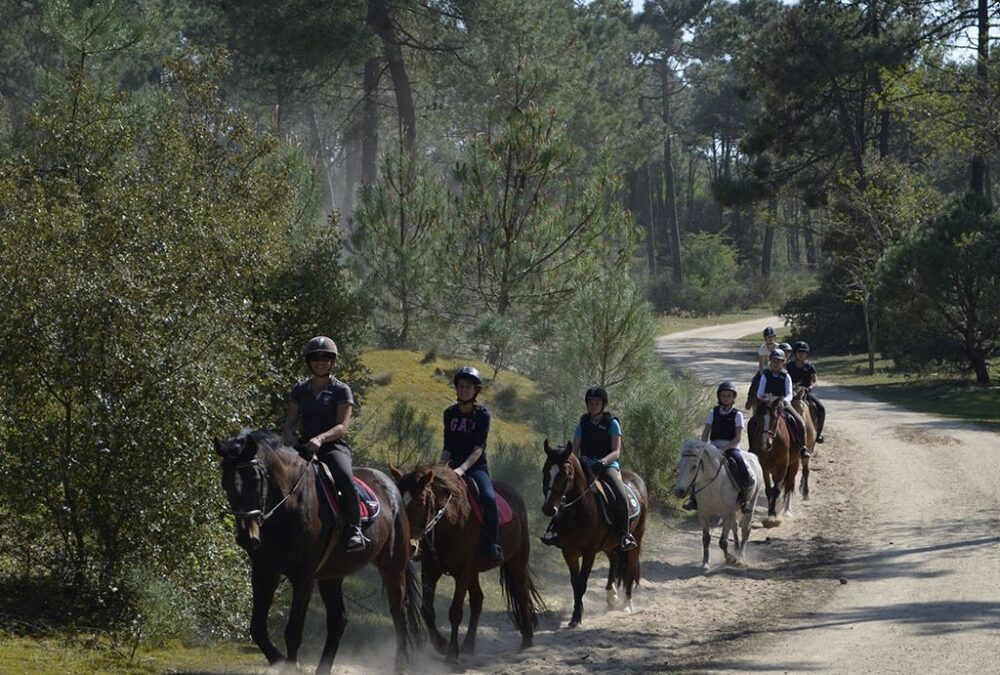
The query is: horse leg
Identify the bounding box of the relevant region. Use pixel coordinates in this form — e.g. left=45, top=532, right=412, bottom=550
left=782, top=464, right=796, bottom=518
left=316, top=578, right=347, bottom=675
left=605, top=549, right=619, bottom=610
left=460, top=574, right=483, bottom=655
left=562, top=551, right=583, bottom=628
left=249, top=566, right=284, bottom=664
left=446, top=573, right=470, bottom=663
left=701, top=525, right=712, bottom=573
left=378, top=558, right=411, bottom=672
left=800, top=455, right=810, bottom=501
left=570, top=550, right=597, bottom=628
left=283, top=572, right=316, bottom=667
left=720, top=516, right=737, bottom=565
left=420, top=562, right=447, bottom=654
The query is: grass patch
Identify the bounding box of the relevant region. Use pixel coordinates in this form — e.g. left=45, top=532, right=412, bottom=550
left=814, top=352, right=999, bottom=427
left=657, top=308, right=777, bottom=337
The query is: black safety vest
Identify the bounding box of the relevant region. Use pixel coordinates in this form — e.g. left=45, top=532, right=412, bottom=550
left=762, top=369, right=788, bottom=397
left=710, top=406, right=738, bottom=441
left=579, top=413, right=617, bottom=460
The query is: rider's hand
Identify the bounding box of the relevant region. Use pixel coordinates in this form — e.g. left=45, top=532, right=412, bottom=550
left=307, top=437, right=323, bottom=454
left=453, top=466, right=465, bottom=477
left=595, top=460, right=607, bottom=473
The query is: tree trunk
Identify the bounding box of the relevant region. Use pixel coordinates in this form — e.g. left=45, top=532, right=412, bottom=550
left=305, top=105, right=336, bottom=222
left=862, top=292, right=876, bottom=375
left=368, top=0, right=416, bottom=156
left=659, top=61, right=683, bottom=285
left=761, top=225, right=775, bottom=278
left=362, top=57, right=380, bottom=186
left=970, top=0, right=990, bottom=201
left=343, top=133, right=360, bottom=218
left=969, top=350, right=991, bottom=385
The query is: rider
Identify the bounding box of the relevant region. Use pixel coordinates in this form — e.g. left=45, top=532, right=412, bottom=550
left=283, top=336, right=368, bottom=552
left=756, top=349, right=810, bottom=458
left=684, top=382, right=755, bottom=514
left=778, top=342, right=794, bottom=365
left=574, top=386, right=638, bottom=552
left=440, top=366, right=502, bottom=565
left=787, top=341, right=826, bottom=443
left=747, top=326, right=779, bottom=409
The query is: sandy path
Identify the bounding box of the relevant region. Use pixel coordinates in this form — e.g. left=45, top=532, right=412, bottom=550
left=235, top=317, right=999, bottom=675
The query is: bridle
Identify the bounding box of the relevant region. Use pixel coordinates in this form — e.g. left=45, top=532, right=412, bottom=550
left=226, top=454, right=315, bottom=525
left=543, top=458, right=595, bottom=517
left=681, top=448, right=725, bottom=497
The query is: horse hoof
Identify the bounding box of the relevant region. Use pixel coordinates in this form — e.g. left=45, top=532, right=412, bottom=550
left=520, top=637, right=533, bottom=650
left=460, top=641, right=476, bottom=655
left=567, top=620, right=580, bottom=629
left=701, top=564, right=710, bottom=574
left=762, top=518, right=780, bottom=528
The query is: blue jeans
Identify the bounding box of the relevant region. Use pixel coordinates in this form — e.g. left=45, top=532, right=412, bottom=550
left=466, top=467, right=499, bottom=550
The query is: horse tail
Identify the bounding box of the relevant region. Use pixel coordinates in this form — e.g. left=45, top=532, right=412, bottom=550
left=403, top=560, right=425, bottom=647
left=499, top=555, right=546, bottom=631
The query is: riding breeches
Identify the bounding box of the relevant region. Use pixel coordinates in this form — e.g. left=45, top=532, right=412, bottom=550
left=318, top=444, right=361, bottom=527
left=602, top=467, right=631, bottom=536
left=466, top=467, right=499, bottom=549
left=806, top=392, right=826, bottom=434
left=723, top=448, right=753, bottom=489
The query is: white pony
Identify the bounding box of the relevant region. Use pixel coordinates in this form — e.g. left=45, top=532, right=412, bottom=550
left=673, top=439, right=764, bottom=572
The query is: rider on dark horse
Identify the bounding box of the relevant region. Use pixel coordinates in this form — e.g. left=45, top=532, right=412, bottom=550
left=283, top=335, right=368, bottom=552
left=746, top=326, right=778, bottom=409
left=543, top=387, right=638, bottom=552
left=786, top=340, right=826, bottom=443
left=757, top=349, right=811, bottom=458
left=684, top=381, right=756, bottom=514
left=440, top=366, right=503, bottom=565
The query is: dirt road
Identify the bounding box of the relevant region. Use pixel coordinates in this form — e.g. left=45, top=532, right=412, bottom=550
left=325, top=317, right=1000, bottom=674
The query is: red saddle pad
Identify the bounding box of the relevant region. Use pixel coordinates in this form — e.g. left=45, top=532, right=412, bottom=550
left=464, top=478, right=513, bottom=528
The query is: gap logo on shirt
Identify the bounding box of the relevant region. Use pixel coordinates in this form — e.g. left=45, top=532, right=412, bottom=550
left=449, top=416, right=477, bottom=433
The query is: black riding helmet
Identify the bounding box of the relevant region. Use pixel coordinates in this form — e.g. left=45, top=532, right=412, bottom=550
left=453, top=366, right=483, bottom=386
left=716, top=381, right=738, bottom=403
left=585, top=385, right=608, bottom=406
left=793, top=340, right=810, bottom=353
left=763, top=326, right=776, bottom=337
left=303, top=335, right=338, bottom=362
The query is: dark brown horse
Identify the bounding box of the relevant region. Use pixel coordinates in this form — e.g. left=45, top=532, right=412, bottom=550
left=541, top=440, right=647, bottom=628
left=215, top=430, right=422, bottom=674
left=390, top=463, right=544, bottom=663
left=748, top=397, right=800, bottom=527
left=792, top=385, right=818, bottom=501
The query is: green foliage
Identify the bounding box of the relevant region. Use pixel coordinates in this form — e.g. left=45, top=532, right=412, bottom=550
left=374, top=399, right=436, bottom=469
left=673, top=232, right=741, bottom=314
left=877, top=195, right=1000, bottom=384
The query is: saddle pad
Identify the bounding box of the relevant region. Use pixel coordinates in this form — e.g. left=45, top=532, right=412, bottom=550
left=463, top=477, right=514, bottom=528
left=314, top=464, right=380, bottom=527
left=595, top=477, right=641, bottom=526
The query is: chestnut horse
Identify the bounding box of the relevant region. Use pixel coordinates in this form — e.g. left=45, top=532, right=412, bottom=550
left=541, top=440, right=647, bottom=628
left=748, top=397, right=800, bottom=527
left=792, top=385, right=818, bottom=500
left=216, top=430, right=422, bottom=674
left=390, top=463, right=544, bottom=663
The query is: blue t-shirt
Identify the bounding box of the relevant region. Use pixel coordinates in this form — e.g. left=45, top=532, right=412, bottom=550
left=443, top=404, right=491, bottom=471
left=574, top=416, right=623, bottom=470
left=289, top=377, right=354, bottom=445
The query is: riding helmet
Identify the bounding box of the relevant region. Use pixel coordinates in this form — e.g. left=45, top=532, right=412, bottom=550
left=763, top=326, right=776, bottom=337
left=303, top=336, right=338, bottom=361
left=585, top=385, right=609, bottom=405
left=769, top=348, right=786, bottom=361
left=778, top=342, right=792, bottom=354
left=793, top=340, right=810, bottom=353
left=453, top=366, right=483, bottom=386
left=716, top=381, right=738, bottom=400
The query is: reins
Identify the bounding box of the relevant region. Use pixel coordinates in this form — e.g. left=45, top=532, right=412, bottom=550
left=229, top=454, right=316, bottom=523
left=681, top=449, right=726, bottom=496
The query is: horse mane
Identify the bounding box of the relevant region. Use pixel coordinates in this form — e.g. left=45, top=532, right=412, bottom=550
left=397, top=463, right=462, bottom=497
left=680, top=439, right=714, bottom=456
left=219, top=428, right=297, bottom=463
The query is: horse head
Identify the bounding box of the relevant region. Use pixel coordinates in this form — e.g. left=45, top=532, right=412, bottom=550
left=793, top=385, right=809, bottom=402
left=215, top=430, right=290, bottom=552
left=541, top=439, right=577, bottom=517
left=390, top=463, right=454, bottom=556
left=673, top=440, right=709, bottom=499
left=751, top=396, right=784, bottom=454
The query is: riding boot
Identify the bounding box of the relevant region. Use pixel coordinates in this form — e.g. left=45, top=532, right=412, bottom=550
left=541, top=519, right=561, bottom=547
left=737, top=487, right=752, bottom=514
left=800, top=445, right=812, bottom=458
left=683, top=493, right=697, bottom=511
left=816, top=433, right=825, bottom=443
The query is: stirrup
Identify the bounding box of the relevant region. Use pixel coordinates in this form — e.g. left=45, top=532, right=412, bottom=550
left=800, top=446, right=812, bottom=458
left=816, top=433, right=825, bottom=443
left=487, top=544, right=503, bottom=563
left=682, top=497, right=697, bottom=511
left=739, top=500, right=753, bottom=514
left=346, top=526, right=369, bottom=552
left=620, top=534, right=638, bottom=552
left=541, top=530, right=560, bottom=547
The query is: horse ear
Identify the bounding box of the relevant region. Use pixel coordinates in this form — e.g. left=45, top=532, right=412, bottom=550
left=543, top=438, right=552, bottom=453
left=417, top=471, right=434, bottom=492
left=388, top=463, right=403, bottom=482
left=213, top=438, right=224, bottom=457
left=243, top=433, right=259, bottom=457
left=559, top=443, right=573, bottom=462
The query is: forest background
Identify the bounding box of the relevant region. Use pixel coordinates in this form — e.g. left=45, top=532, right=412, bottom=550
left=0, top=0, right=997, bottom=668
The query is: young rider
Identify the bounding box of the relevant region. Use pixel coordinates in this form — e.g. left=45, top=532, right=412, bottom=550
left=440, top=366, right=502, bottom=564
left=756, top=349, right=810, bottom=458
left=284, top=336, right=368, bottom=552
left=573, top=386, right=637, bottom=552
left=684, top=382, right=755, bottom=514
left=747, top=326, right=778, bottom=409
left=787, top=341, right=826, bottom=443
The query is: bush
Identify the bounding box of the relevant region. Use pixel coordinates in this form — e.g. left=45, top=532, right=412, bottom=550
left=491, top=384, right=520, bottom=417
left=673, top=232, right=741, bottom=314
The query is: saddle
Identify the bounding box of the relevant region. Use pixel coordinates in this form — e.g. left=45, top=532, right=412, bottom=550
left=462, top=476, right=514, bottom=528
left=314, top=463, right=380, bottom=529
left=585, top=470, right=641, bottom=527
left=748, top=410, right=802, bottom=451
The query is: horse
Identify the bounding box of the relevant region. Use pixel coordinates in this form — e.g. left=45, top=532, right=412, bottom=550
left=541, top=440, right=647, bottom=628
left=747, top=396, right=799, bottom=527
left=390, top=463, right=544, bottom=663
left=215, top=430, right=422, bottom=674
left=672, top=440, right=764, bottom=573
left=792, top=385, right=818, bottom=500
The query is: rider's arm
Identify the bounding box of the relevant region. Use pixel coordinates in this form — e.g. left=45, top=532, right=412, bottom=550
left=600, top=419, right=622, bottom=465
left=453, top=447, right=483, bottom=476
left=282, top=398, right=299, bottom=446
left=782, top=374, right=793, bottom=404
left=310, top=402, right=352, bottom=449
left=725, top=426, right=743, bottom=451
left=756, top=373, right=768, bottom=398
left=700, top=424, right=712, bottom=442
left=439, top=409, right=451, bottom=464
left=455, top=408, right=490, bottom=476
left=810, top=365, right=817, bottom=388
